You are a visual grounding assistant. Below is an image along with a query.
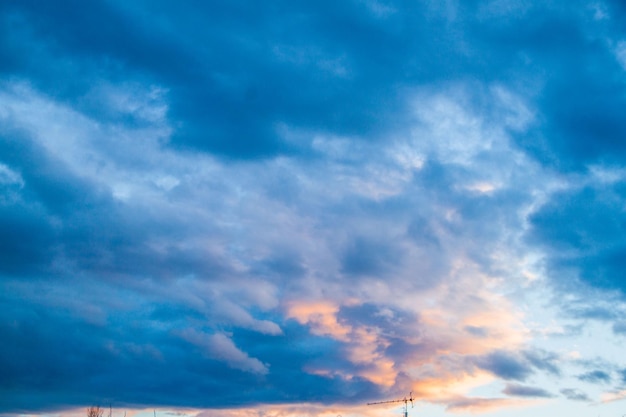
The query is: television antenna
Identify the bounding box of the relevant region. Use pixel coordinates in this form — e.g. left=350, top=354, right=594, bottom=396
left=367, top=392, right=415, bottom=417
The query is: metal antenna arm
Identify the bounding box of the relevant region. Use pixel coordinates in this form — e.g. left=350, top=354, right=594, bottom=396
left=367, top=392, right=416, bottom=417
left=367, top=399, right=405, bottom=406
left=367, top=392, right=415, bottom=406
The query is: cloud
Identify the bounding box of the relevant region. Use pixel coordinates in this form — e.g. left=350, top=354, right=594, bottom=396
left=286, top=301, right=398, bottom=387
left=3, top=0, right=626, bottom=416
left=464, top=325, right=489, bottom=338
left=600, top=389, right=626, bottom=404
left=440, top=396, right=532, bottom=413
left=503, top=383, right=554, bottom=398
left=474, top=351, right=534, bottom=381
left=578, top=370, right=612, bottom=384
left=523, top=173, right=626, bottom=346
left=469, top=348, right=560, bottom=385
left=341, top=236, right=405, bottom=278
left=523, top=349, right=561, bottom=376
left=620, top=368, right=626, bottom=385
left=0, top=0, right=438, bottom=159
left=178, top=329, right=269, bottom=375
left=560, top=388, right=591, bottom=402
left=613, top=321, right=626, bottom=335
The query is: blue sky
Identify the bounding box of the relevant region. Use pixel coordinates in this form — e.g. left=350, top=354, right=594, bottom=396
left=2, top=1, right=626, bottom=417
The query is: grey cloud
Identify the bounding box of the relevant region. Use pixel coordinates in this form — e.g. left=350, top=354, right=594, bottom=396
left=523, top=349, right=561, bottom=376
left=474, top=351, right=534, bottom=381
left=341, top=236, right=405, bottom=277
left=560, top=388, right=591, bottom=402
left=178, top=329, right=269, bottom=375
left=337, top=303, right=418, bottom=332
left=464, top=326, right=489, bottom=338
left=473, top=348, right=561, bottom=382
left=503, top=383, right=554, bottom=398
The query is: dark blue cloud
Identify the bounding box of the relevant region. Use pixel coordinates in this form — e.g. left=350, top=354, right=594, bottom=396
left=2, top=0, right=598, bottom=161
left=510, top=1, right=626, bottom=320
left=0, top=0, right=419, bottom=158
left=4, top=0, right=623, bottom=166
left=578, top=370, right=612, bottom=384
left=0, top=296, right=382, bottom=412
left=474, top=351, right=534, bottom=381
left=528, top=184, right=626, bottom=297
left=0, top=128, right=229, bottom=282
left=483, top=2, right=626, bottom=171
left=524, top=57, right=626, bottom=170
left=233, top=325, right=382, bottom=405
left=0, top=201, right=56, bottom=276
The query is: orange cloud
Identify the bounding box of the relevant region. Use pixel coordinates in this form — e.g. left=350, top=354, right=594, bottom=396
left=285, top=260, right=533, bottom=410
left=600, top=389, right=626, bottom=403
left=287, top=301, right=350, bottom=341
left=194, top=403, right=389, bottom=417
left=440, top=395, right=540, bottom=414
left=286, top=300, right=397, bottom=386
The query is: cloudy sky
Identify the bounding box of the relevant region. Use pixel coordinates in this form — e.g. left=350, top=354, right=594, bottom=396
left=2, top=1, right=626, bottom=417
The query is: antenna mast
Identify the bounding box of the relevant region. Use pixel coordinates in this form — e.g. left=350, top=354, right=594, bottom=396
left=367, top=392, right=415, bottom=417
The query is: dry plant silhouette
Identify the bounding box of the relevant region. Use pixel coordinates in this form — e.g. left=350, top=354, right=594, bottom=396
left=87, top=406, right=103, bottom=417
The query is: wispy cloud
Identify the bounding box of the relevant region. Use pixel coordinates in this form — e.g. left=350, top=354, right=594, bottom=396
left=560, top=388, right=591, bottom=402
left=578, top=370, right=612, bottom=384
left=503, top=383, right=555, bottom=398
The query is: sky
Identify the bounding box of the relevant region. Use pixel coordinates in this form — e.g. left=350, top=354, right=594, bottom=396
left=2, top=1, right=626, bottom=417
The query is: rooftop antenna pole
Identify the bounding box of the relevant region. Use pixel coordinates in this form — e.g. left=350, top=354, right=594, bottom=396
left=367, top=392, right=414, bottom=417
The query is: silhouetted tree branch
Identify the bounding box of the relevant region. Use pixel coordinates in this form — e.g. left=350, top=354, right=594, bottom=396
left=87, top=406, right=104, bottom=417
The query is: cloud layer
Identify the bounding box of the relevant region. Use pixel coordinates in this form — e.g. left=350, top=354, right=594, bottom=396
left=2, top=1, right=626, bottom=417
